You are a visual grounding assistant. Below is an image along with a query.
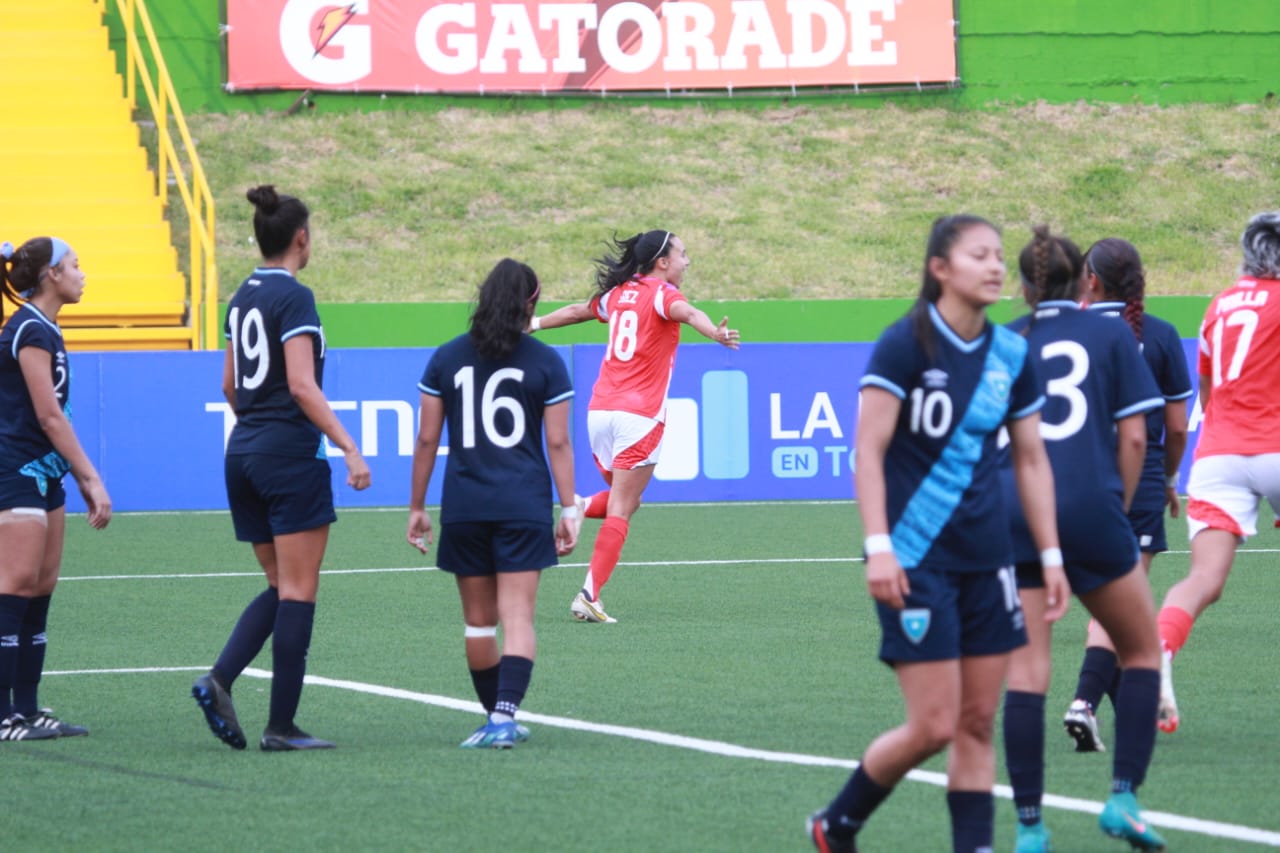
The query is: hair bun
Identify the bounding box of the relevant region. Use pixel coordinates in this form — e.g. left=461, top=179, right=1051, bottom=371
left=246, top=185, right=281, bottom=214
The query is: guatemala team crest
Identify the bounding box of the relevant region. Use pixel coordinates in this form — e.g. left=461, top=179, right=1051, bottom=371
left=983, top=369, right=1012, bottom=403
left=900, top=608, right=931, bottom=644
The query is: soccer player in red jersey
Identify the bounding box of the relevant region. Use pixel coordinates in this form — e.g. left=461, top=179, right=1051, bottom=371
left=532, top=230, right=738, bottom=622
left=1156, top=211, right=1280, bottom=733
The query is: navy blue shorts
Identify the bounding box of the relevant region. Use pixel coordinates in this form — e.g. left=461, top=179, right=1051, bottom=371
left=0, top=470, right=66, bottom=513
left=224, top=453, right=335, bottom=544
left=877, top=566, right=1026, bottom=664
left=1015, top=556, right=1138, bottom=596
left=436, top=521, right=556, bottom=577
left=1127, top=503, right=1168, bottom=554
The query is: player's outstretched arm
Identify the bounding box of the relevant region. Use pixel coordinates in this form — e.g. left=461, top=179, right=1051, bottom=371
left=531, top=301, right=596, bottom=332
left=669, top=302, right=739, bottom=349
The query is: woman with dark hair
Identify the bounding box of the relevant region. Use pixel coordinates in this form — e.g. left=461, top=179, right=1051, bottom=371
left=998, top=226, right=1166, bottom=851
left=192, top=185, right=370, bottom=753
left=1062, top=238, right=1192, bottom=752
left=808, top=215, right=1060, bottom=853
left=407, top=258, right=578, bottom=748
left=1156, top=210, right=1280, bottom=734
left=0, top=236, right=111, bottom=742
left=532, top=230, right=738, bottom=623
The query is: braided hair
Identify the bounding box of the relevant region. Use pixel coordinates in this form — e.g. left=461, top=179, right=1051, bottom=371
left=1018, top=225, right=1084, bottom=310
left=1085, top=237, right=1146, bottom=341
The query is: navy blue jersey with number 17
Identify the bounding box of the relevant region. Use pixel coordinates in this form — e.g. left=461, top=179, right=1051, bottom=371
left=1004, top=301, right=1164, bottom=565
left=420, top=333, right=574, bottom=526
left=860, top=304, right=1044, bottom=573
left=224, top=267, right=326, bottom=459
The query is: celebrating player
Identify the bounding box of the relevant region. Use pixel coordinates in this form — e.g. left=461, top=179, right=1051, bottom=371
left=1156, top=210, right=1280, bottom=733
left=0, top=237, right=111, bottom=742
left=192, top=186, right=370, bottom=752
left=531, top=230, right=738, bottom=623
left=998, top=227, right=1166, bottom=851
left=807, top=214, right=1061, bottom=853
left=1063, top=238, right=1192, bottom=752
left=407, top=258, right=578, bottom=748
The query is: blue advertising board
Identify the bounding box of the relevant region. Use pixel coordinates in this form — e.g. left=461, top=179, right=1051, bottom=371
left=59, top=340, right=1205, bottom=513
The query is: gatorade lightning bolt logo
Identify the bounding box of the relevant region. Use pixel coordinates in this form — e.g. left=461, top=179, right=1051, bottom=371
left=313, top=4, right=357, bottom=57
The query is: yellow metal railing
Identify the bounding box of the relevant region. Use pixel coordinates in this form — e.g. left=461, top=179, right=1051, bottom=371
left=109, top=0, right=218, bottom=350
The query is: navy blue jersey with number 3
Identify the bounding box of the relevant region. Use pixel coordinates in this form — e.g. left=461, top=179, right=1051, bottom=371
left=224, top=267, right=326, bottom=458
left=860, top=305, right=1044, bottom=572
left=420, top=333, right=573, bottom=526
left=1004, top=301, right=1164, bottom=564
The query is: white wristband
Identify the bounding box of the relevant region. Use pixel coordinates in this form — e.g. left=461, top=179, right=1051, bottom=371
left=865, top=533, right=893, bottom=555
left=560, top=504, right=580, bottom=520
left=1040, top=547, right=1063, bottom=567
left=1165, top=473, right=1178, bottom=489
left=530, top=315, right=541, bottom=331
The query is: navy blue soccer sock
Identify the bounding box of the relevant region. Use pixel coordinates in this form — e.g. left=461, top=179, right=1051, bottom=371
left=1112, top=667, right=1160, bottom=792
left=826, top=764, right=893, bottom=840
left=12, top=593, right=51, bottom=716
left=1074, top=646, right=1119, bottom=712
left=268, top=600, right=315, bottom=731
left=213, top=586, right=280, bottom=687
left=1003, top=690, right=1046, bottom=826
left=0, top=594, right=29, bottom=718
left=493, top=655, right=534, bottom=720
left=947, top=790, right=995, bottom=853
left=469, top=663, right=501, bottom=714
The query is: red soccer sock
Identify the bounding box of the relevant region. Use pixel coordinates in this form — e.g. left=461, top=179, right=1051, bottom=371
left=583, top=516, right=630, bottom=600
left=585, top=491, right=609, bottom=519
left=1157, top=606, right=1195, bottom=658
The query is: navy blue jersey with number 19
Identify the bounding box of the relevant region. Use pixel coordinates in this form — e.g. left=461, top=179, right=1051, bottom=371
left=224, top=267, right=326, bottom=459
left=420, top=333, right=574, bottom=526
left=860, top=305, right=1044, bottom=572
left=1004, top=301, right=1164, bottom=566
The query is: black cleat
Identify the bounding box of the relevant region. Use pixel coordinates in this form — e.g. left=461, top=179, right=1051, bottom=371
left=0, top=712, right=60, bottom=742
left=192, top=672, right=247, bottom=750
left=26, top=709, right=89, bottom=737
left=260, top=724, right=335, bottom=752
left=806, top=809, right=857, bottom=853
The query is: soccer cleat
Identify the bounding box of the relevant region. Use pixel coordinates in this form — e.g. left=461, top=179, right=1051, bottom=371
left=191, top=671, right=247, bottom=750
left=805, top=809, right=857, bottom=853
left=26, top=708, right=89, bottom=737
left=1015, top=820, right=1052, bottom=853
left=260, top=724, right=335, bottom=751
left=1157, top=652, right=1179, bottom=734
left=514, top=723, right=530, bottom=743
left=1099, top=792, right=1166, bottom=850
left=571, top=591, right=617, bottom=624
left=1063, top=699, right=1107, bottom=752
left=460, top=720, right=521, bottom=749
left=0, top=712, right=60, bottom=742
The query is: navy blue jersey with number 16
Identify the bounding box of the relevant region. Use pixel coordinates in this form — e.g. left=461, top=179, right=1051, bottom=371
left=223, top=267, right=327, bottom=459
left=860, top=304, right=1045, bottom=572
left=420, top=333, right=574, bottom=526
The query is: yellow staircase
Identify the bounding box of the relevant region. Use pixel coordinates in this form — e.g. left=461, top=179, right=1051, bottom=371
left=1, top=0, right=192, bottom=350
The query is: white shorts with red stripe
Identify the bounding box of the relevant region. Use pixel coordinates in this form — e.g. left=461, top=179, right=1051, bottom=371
left=587, top=410, right=665, bottom=472
left=1185, top=452, right=1280, bottom=541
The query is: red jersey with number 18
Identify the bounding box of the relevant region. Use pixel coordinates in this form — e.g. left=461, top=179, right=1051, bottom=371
left=1195, top=276, right=1280, bottom=458
left=587, top=275, right=688, bottom=420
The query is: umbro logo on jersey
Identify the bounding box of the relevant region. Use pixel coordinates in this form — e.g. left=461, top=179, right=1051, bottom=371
left=923, top=368, right=948, bottom=389
left=900, top=609, right=931, bottom=644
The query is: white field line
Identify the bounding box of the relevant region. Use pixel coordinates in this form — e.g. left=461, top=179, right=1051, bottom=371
left=44, top=665, right=1280, bottom=848
left=55, top=547, right=1279, bottom=583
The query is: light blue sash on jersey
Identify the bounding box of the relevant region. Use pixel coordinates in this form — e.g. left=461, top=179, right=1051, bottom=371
left=892, top=326, right=1027, bottom=569
left=19, top=449, right=72, bottom=498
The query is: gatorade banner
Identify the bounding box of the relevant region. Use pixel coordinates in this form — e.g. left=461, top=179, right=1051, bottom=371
left=225, top=0, right=957, bottom=95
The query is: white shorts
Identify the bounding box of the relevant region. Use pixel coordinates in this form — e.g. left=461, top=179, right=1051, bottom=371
left=587, top=410, right=665, bottom=472
left=1185, top=453, right=1280, bottom=541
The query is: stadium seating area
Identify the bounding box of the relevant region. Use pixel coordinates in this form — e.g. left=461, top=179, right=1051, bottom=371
left=3, top=0, right=192, bottom=350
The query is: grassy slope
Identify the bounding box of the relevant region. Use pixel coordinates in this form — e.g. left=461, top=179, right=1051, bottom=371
left=174, top=101, right=1280, bottom=305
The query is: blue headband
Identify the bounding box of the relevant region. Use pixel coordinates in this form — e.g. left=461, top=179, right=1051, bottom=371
left=49, top=237, right=71, bottom=268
